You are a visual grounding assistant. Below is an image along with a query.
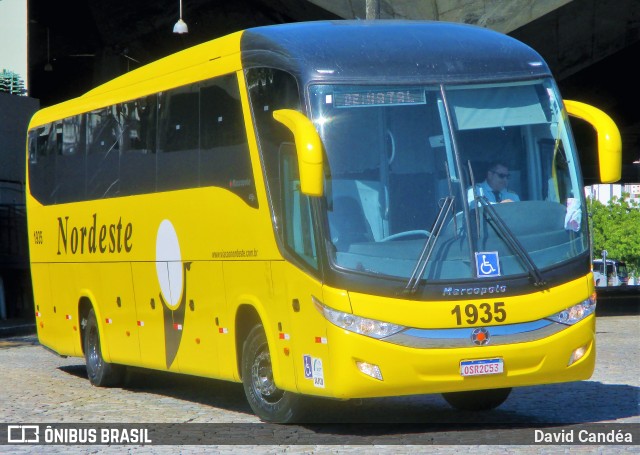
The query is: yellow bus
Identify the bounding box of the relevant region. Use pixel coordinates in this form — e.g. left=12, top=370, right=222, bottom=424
left=26, top=21, right=621, bottom=423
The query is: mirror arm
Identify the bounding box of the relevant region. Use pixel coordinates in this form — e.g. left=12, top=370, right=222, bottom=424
left=564, top=100, right=621, bottom=183
left=273, top=109, right=324, bottom=196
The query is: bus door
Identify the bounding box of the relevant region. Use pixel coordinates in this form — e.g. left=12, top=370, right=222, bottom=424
left=277, top=145, right=330, bottom=393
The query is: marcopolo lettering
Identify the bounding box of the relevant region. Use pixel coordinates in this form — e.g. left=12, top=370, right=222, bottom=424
left=57, top=214, right=133, bottom=255
left=443, top=284, right=507, bottom=296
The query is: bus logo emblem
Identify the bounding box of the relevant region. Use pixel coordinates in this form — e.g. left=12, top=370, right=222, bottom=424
left=156, top=219, right=190, bottom=369
left=475, top=252, right=500, bottom=278
left=471, top=327, right=491, bottom=346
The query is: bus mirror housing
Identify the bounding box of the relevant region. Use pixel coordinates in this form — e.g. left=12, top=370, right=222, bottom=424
left=273, top=109, right=324, bottom=196
left=564, top=100, right=622, bottom=183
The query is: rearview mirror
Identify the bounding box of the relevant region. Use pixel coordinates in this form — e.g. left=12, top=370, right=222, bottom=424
left=273, top=109, right=324, bottom=196
left=564, top=100, right=621, bottom=183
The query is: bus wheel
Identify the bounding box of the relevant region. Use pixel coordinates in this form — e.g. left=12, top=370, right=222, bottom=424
left=83, top=308, right=124, bottom=387
left=241, top=324, right=306, bottom=423
left=442, top=387, right=512, bottom=411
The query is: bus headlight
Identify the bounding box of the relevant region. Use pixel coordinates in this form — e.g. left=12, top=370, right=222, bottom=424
left=314, top=300, right=405, bottom=339
left=546, top=293, right=597, bottom=325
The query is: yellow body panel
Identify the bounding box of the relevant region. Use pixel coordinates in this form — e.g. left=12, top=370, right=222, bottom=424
left=173, top=261, right=225, bottom=378
left=32, top=263, right=77, bottom=357
left=130, top=262, right=168, bottom=370
left=276, top=261, right=329, bottom=394
left=28, top=181, right=280, bottom=371
left=96, top=263, right=140, bottom=365
left=269, top=273, right=595, bottom=398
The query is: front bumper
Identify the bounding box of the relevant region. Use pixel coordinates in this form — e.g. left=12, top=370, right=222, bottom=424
left=313, top=314, right=595, bottom=399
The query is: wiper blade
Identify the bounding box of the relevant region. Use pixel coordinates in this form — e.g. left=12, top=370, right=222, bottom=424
left=475, top=196, right=547, bottom=288
left=404, top=195, right=454, bottom=294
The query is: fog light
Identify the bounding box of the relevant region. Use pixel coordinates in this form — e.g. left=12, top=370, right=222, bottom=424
left=568, top=344, right=588, bottom=366
left=356, top=361, right=383, bottom=381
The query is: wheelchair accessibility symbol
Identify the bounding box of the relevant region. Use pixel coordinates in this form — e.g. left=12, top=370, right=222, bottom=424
left=475, top=251, right=501, bottom=278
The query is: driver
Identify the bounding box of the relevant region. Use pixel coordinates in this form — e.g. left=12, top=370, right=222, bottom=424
left=468, top=161, right=520, bottom=204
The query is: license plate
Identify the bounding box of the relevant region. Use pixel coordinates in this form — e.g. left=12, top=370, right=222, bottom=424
left=460, top=358, right=504, bottom=376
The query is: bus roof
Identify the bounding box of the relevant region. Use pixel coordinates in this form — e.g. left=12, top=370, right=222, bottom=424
left=241, top=20, right=551, bottom=85
left=30, top=20, right=551, bottom=128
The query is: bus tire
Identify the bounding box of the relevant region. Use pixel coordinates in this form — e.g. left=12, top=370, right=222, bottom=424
left=241, top=324, right=307, bottom=423
left=83, top=308, right=125, bottom=387
left=442, top=387, right=512, bottom=411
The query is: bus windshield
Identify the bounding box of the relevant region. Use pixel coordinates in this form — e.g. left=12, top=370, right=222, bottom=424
left=308, top=78, right=587, bottom=282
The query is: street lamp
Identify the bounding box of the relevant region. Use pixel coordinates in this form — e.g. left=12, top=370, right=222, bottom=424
left=173, top=0, right=188, bottom=34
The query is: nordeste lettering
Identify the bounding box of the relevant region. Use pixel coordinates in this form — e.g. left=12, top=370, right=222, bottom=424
left=57, top=213, right=133, bottom=255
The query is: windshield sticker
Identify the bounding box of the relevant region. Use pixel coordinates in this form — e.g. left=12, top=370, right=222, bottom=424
left=564, top=198, right=582, bottom=232
left=475, top=252, right=501, bottom=278
left=312, top=358, right=325, bottom=388
left=303, top=355, right=313, bottom=379
left=303, top=355, right=325, bottom=387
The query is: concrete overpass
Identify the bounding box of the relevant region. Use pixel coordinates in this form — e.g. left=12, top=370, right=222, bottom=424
left=312, top=0, right=637, bottom=79
left=27, top=0, right=639, bottom=182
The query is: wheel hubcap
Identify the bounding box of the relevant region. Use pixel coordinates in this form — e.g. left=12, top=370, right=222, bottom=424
left=251, top=347, right=283, bottom=403
left=87, top=327, right=101, bottom=372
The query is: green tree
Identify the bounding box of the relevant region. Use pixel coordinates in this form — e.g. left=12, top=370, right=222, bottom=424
left=0, top=69, right=26, bottom=95
left=588, top=193, right=640, bottom=273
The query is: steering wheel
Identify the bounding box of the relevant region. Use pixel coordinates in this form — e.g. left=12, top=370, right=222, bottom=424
left=380, top=230, right=430, bottom=242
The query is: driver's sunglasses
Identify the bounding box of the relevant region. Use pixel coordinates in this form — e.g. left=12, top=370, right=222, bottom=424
left=491, top=171, right=510, bottom=179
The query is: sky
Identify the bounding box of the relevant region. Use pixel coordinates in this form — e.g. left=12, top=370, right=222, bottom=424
left=0, top=0, right=28, bottom=86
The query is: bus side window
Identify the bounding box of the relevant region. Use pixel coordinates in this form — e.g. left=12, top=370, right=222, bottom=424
left=157, top=86, right=199, bottom=191
left=28, top=126, right=55, bottom=204
left=86, top=107, right=120, bottom=199
left=200, top=74, right=256, bottom=206
left=56, top=115, right=86, bottom=203
left=48, top=121, right=62, bottom=157
left=120, top=95, right=157, bottom=196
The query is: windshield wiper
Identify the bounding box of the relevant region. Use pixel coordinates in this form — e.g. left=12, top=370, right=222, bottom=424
left=404, top=195, right=454, bottom=295
left=474, top=196, right=547, bottom=288
left=466, top=161, right=546, bottom=288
